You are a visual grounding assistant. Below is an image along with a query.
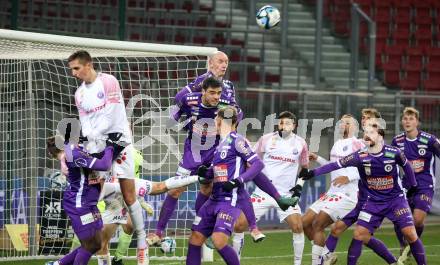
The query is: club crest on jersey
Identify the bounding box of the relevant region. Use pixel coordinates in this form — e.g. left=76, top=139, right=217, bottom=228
left=74, top=158, right=88, bottom=167
left=292, top=148, right=299, bottom=155
left=384, top=164, right=393, bottom=172
left=418, top=148, right=426, bottom=155
left=97, top=91, right=104, bottom=99
left=220, top=149, right=228, bottom=159
left=343, top=145, right=348, bottom=151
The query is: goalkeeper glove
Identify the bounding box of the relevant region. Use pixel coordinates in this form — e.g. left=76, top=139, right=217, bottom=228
left=197, top=165, right=211, bottom=185
left=289, top=184, right=303, bottom=198
left=222, top=179, right=241, bottom=192
left=298, top=168, right=315, bottom=180
left=406, top=186, right=417, bottom=199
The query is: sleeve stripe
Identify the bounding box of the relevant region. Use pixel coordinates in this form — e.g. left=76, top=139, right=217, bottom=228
left=247, top=154, right=258, bottom=161
left=89, top=158, right=97, bottom=168
left=185, top=86, right=192, bottom=93
left=337, top=160, right=342, bottom=168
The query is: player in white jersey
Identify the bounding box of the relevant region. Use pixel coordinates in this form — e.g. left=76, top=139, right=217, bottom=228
left=68, top=50, right=147, bottom=264
left=302, top=114, right=364, bottom=265
left=232, top=111, right=308, bottom=265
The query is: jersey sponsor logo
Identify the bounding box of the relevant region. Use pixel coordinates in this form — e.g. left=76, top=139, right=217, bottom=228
left=394, top=207, right=410, bottom=217
left=359, top=211, right=372, bottom=222
left=383, top=160, right=395, bottom=164
left=366, top=176, right=393, bottom=190
left=88, top=171, right=100, bottom=185
left=214, top=164, right=228, bottom=183
left=187, top=100, right=198, bottom=106
left=418, top=148, right=426, bottom=155
left=410, top=159, right=425, bottom=173
left=417, top=144, right=428, bottom=148
left=80, top=212, right=95, bottom=225
left=218, top=212, right=233, bottom=222
left=384, top=151, right=395, bottom=158
left=420, top=193, right=432, bottom=203
left=384, top=164, right=393, bottom=172
left=138, top=187, right=146, bottom=197
left=340, top=154, right=354, bottom=166
left=419, top=137, right=429, bottom=144
left=268, top=154, right=296, bottom=163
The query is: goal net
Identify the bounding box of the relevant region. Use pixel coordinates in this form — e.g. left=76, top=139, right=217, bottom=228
left=0, top=29, right=216, bottom=261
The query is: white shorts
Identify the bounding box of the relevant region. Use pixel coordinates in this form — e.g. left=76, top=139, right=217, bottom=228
left=112, top=144, right=135, bottom=179
left=251, top=191, right=302, bottom=223
left=309, top=192, right=357, bottom=222
left=102, top=197, right=128, bottom=225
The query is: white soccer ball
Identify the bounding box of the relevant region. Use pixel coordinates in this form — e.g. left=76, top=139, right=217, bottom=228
left=256, top=5, right=281, bottom=29
left=160, top=237, right=176, bottom=254
left=48, top=170, right=67, bottom=190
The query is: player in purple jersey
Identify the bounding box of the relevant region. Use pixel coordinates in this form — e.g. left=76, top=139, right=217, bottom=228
left=320, top=108, right=385, bottom=265
left=46, top=135, right=114, bottom=265
left=186, top=106, right=264, bottom=265
left=391, top=107, right=440, bottom=263
left=299, top=121, right=427, bottom=265
left=174, top=51, right=243, bottom=120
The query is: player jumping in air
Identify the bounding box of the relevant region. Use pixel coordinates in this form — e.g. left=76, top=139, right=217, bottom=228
left=303, top=114, right=364, bottom=265
left=299, top=121, right=427, bottom=265
left=232, top=111, right=307, bottom=265
left=187, top=106, right=264, bottom=265
left=392, top=107, right=440, bottom=263
left=68, top=50, right=147, bottom=264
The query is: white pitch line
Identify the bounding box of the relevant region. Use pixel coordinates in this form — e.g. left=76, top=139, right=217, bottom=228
left=239, top=244, right=440, bottom=260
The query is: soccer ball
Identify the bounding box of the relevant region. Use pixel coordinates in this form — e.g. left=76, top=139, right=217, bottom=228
left=160, top=237, right=176, bottom=254
left=48, top=171, right=67, bottom=190
left=256, top=5, right=281, bottom=29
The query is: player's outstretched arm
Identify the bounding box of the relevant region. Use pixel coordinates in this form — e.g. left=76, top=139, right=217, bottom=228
left=223, top=158, right=264, bottom=192
left=85, top=146, right=114, bottom=171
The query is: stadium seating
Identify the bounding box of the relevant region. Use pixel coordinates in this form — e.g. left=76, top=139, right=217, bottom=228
left=327, top=0, right=440, bottom=92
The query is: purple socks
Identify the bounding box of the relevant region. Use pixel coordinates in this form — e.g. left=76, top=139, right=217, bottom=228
left=156, top=195, right=178, bottom=234
left=186, top=243, right=202, bottom=265
left=347, top=239, right=363, bottom=265
left=218, top=245, right=240, bottom=265
left=73, top=247, right=92, bottom=265
left=366, top=237, right=397, bottom=264
left=410, top=239, right=427, bottom=265
left=58, top=247, right=80, bottom=265
left=253, top=172, right=280, bottom=200
left=416, top=225, right=424, bottom=238
left=325, top=234, right=339, bottom=252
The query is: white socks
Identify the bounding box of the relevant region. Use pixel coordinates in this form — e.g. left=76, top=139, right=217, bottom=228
left=232, top=232, right=245, bottom=259
left=293, top=233, right=305, bottom=265
left=127, top=200, right=147, bottom=249
left=164, top=175, right=198, bottom=189
left=97, top=254, right=111, bottom=265
left=312, top=244, right=324, bottom=265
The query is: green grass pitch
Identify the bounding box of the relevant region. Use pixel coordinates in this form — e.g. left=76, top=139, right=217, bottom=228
left=1, top=224, right=439, bottom=264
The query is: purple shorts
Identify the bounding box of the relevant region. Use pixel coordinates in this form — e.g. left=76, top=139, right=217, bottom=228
left=192, top=199, right=241, bottom=238
left=357, top=196, right=414, bottom=234
left=408, top=188, right=434, bottom=213
left=342, top=199, right=366, bottom=227
left=64, top=203, right=103, bottom=241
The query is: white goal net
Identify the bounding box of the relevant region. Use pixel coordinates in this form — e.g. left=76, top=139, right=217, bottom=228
left=0, top=29, right=216, bottom=261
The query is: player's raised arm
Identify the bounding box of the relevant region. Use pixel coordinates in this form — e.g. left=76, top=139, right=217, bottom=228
left=299, top=152, right=361, bottom=180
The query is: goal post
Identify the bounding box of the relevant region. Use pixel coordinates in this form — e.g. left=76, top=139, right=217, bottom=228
left=0, top=29, right=216, bottom=261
